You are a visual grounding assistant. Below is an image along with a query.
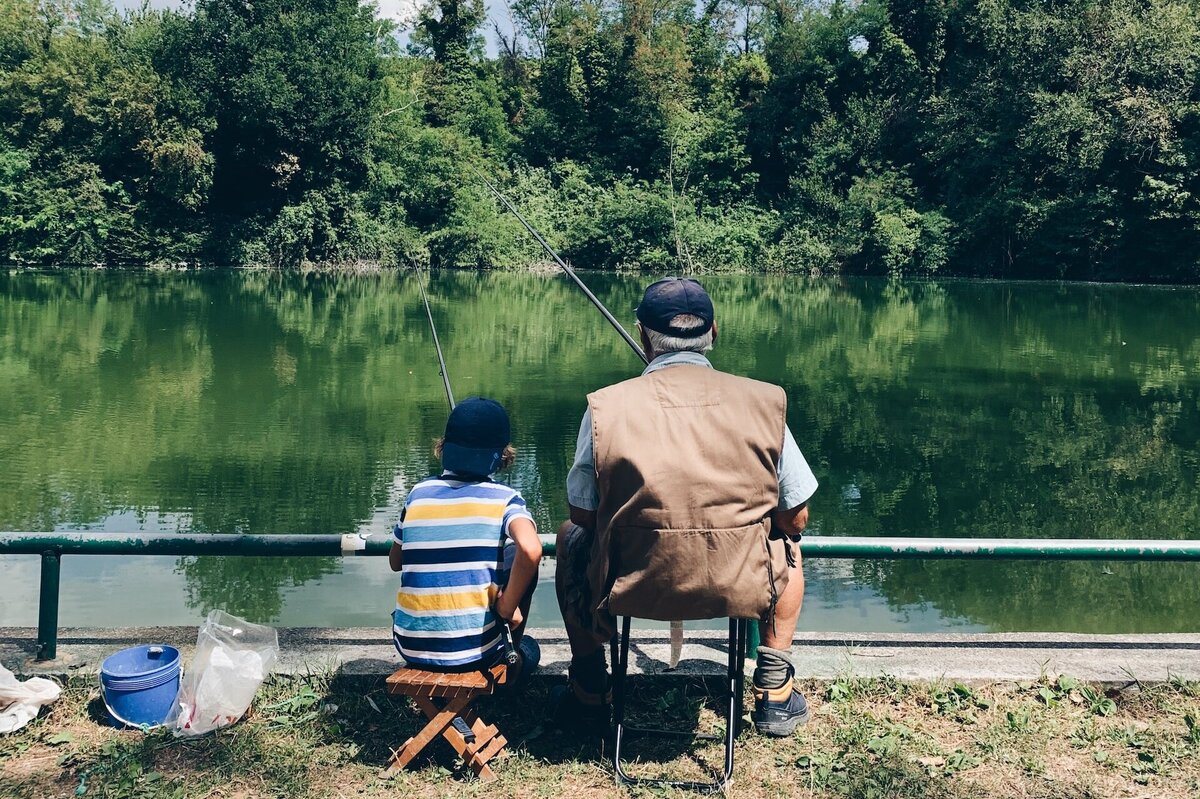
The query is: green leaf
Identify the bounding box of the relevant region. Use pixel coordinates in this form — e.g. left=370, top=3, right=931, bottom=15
left=46, top=732, right=74, bottom=746
left=866, top=734, right=898, bottom=756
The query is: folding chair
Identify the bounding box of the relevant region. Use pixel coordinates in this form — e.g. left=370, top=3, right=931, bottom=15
left=383, top=663, right=510, bottom=780
left=609, top=616, right=748, bottom=793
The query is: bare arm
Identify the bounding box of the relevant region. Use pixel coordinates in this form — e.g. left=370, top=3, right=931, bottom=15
left=495, top=517, right=542, bottom=626
left=388, top=541, right=403, bottom=572
left=775, top=502, right=809, bottom=538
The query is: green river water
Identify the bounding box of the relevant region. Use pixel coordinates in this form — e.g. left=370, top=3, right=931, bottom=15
left=2, top=270, right=1199, bottom=634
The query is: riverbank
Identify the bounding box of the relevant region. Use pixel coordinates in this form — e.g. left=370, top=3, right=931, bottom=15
left=2, top=671, right=1197, bottom=799
left=12, top=263, right=1200, bottom=287
left=7, top=627, right=1200, bottom=686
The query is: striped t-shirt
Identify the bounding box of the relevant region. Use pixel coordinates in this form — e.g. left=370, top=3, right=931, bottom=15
left=392, top=474, right=534, bottom=669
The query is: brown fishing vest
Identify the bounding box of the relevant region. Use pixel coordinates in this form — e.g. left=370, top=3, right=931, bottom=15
left=585, top=363, right=792, bottom=623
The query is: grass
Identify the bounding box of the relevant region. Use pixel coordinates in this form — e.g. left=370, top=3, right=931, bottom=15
left=2, top=672, right=1200, bottom=799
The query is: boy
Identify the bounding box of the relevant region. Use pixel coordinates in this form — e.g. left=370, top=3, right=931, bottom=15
left=390, top=397, right=542, bottom=678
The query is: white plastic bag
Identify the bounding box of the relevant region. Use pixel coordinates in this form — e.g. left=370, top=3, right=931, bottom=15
left=0, top=663, right=61, bottom=734
left=172, top=610, right=278, bottom=737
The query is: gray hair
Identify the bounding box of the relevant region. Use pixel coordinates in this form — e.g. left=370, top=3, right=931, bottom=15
left=639, top=313, right=714, bottom=355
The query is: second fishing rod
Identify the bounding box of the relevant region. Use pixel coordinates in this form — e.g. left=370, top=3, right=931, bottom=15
left=417, top=273, right=455, bottom=410
left=470, top=167, right=649, bottom=368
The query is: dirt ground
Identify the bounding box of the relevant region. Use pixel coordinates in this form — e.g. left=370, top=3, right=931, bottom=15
left=2, top=672, right=1199, bottom=798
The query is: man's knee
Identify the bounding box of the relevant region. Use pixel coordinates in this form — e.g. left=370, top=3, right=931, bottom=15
left=556, top=519, right=576, bottom=548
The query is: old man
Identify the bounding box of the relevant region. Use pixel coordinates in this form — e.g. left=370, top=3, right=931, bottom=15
left=553, top=276, right=818, bottom=737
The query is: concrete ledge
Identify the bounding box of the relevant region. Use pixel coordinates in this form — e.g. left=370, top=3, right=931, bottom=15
left=4, top=627, right=1199, bottom=686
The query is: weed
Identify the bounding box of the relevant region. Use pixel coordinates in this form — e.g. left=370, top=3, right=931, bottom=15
left=652, top=685, right=703, bottom=723
left=1006, top=706, right=1033, bottom=732
left=1168, top=673, right=1199, bottom=697
left=1185, top=714, right=1200, bottom=745
left=1070, top=718, right=1101, bottom=747
left=928, top=682, right=990, bottom=717
left=70, top=735, right=191, bottom=799
left=796, top=746, right=952, bottom=799
left=824, top=674, right=907, bottom=705
left=1079, top=685, right=1118, bottom=717
left=1110, top=724, right=1148, bottom=749
left=943, top=749, right=980, bottom=774
left=826, top=680, right=852, bottom=703
left=1034, top=674, right=1081, bottom=708
left=1036, top=686, right=1059, bottom=707
left=1131, top=750, right=1160, bottom=780
left=1019, top=754, right=1046, bottom=776
left=865, top=731, right=901, bottom=757
left=1030, top=674, right=1120, bottom=716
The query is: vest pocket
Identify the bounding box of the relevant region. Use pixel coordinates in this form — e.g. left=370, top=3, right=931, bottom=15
left=606, top=521, right=788, bottom=621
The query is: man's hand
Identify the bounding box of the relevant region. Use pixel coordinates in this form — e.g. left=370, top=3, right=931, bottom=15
left=776, top=502, right=809, bottom=539
left=494, top=589, right=524, bottom=628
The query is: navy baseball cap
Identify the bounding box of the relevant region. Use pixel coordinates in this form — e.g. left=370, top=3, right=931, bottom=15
left=636, top=277, right=715, bottom=336
left=441, top=397, right=511, bottom=476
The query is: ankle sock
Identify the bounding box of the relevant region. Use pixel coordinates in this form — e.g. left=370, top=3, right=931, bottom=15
left=753, top=645, right=794, bottom=691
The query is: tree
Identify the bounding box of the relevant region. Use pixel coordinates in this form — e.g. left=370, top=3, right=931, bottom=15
left=160, top=0, right=385, bottom=256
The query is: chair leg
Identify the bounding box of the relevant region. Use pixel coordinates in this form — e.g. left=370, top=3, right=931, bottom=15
left=722, top=618, right=747, bottom=782
left=409, top=694, right=506, bottom=781
left=612, top=616, right=631, bottom=729
left=385, top=692, right=474, bottom=774
left=612, top=617, right=744, bottom=793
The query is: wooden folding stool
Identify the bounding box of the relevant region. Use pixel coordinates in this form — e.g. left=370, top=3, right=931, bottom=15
left=383, top=663, right=510, bottom=780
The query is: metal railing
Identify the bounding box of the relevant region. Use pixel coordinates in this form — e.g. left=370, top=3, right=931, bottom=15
left=4, top=532, right=1200, bottom=661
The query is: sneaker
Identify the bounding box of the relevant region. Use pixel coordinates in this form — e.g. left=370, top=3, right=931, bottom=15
left=752, top=678, right=810, bottom=737
left=518, top=636, right=541, bottom=673
left=548, top=681, right=611, bottom=736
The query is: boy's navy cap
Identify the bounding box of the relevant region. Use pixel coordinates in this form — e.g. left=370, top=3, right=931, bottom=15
left=636, top=277, right=714, bottom=336
left=442, top=397, right=510, bottom=476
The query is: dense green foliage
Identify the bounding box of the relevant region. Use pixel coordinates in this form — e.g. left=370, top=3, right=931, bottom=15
left=1, top=0, right=1199, bottom=278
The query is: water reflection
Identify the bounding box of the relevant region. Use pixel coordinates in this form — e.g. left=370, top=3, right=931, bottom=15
left=0, top=271, right=1197, bottom=632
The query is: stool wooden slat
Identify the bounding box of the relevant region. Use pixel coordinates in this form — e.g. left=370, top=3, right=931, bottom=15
left=384, top=663, right=510, bottom=781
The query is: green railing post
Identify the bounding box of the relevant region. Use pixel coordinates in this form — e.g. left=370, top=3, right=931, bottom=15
left=36, top=549, right=61, bottom=661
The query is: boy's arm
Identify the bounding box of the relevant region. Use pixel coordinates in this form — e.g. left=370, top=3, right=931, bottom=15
left=389, top=519, right=404, bottom=572
left=495, top=517, right=541, bottom=624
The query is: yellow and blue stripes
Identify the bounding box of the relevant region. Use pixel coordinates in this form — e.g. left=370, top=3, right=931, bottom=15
left=392, top=475, right=531, bottom=668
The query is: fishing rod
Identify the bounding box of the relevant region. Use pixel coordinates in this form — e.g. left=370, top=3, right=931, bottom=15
left=474, top=167, right=689, bottom=665
left=416, top=271, right=456, bottom=410
left=470, top=167, right=649, bottom=367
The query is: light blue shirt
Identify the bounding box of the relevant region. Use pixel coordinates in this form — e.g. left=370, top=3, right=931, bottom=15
left=566, top=352, right=819, bottom=512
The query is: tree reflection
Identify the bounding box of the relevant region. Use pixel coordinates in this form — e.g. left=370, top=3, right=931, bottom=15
left=1, top=271, right=1198, bottom=629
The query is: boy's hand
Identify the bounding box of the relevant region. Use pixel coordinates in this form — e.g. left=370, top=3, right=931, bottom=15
left=494, top=590, right=523, bottom=628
